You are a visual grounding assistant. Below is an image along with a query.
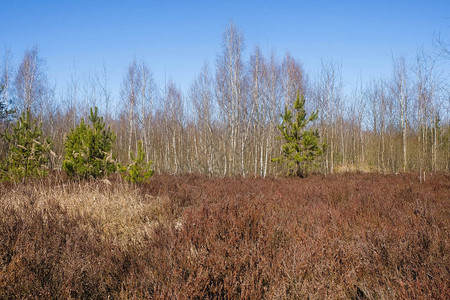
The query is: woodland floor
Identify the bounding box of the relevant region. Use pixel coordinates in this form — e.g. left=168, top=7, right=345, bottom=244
left=0, top=172, right=449, bottom=299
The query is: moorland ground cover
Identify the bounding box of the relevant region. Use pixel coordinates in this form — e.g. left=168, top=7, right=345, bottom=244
left=0, top=172, right=448, bottom=299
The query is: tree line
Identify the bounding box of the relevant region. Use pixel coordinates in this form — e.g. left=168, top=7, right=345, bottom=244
left=1, top=23, right=449, bottom=178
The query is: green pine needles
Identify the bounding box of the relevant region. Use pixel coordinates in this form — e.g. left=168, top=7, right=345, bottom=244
left=1, top=110, right=52, bottom=181
left=63, top=107, right=117, bottom=179
left=272, top=92, right=324, bottom=177
left=121, top=140, right=154, bottom=184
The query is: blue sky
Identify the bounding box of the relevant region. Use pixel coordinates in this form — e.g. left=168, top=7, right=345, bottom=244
left=2, top=0, right=449, bottom=103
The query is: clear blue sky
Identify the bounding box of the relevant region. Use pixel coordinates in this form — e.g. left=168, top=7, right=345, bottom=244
left=2, top=0, right=449, bottom=103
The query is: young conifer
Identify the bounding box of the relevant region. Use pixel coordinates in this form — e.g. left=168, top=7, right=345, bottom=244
left=63, top=107, right=116, bottom=179
left=1, top=110, right=52, bottom=180
left=272, top=92, right=323, bottom=177
left=121, top=140, right=154, bottom=183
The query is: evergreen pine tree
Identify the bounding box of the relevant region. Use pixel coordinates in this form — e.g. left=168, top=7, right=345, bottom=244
left=121, top=140, right=154, bottom=183
left=272, top=92, right=324, bottom=177
left=1, top=110, right=52, bottom=180
left=63, top=107, right=116, bottom=179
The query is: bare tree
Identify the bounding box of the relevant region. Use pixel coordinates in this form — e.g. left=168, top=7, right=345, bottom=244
left=216, top=22, right=246, bottom=175
left=248, top=46, right=271, bottom=177
left=14, top=46, right=48, bottom=115
left=281, top=52, right=304, bottom=107
left=97, top=62, right=112, bottom=122
left=265, top=52, right=283, bottom=176
left=434, top=32, right=450, bottom=59
left=82, top=72, right=100, bottom=117
left=0, top=47, right=13, bottom=114
left=411, top=49, right=436, bottom=180
left=0, top=48, right=14, bottom=161
left=137, top=61, right=157, bottom=163
left=367, top=79, right=388, bottom=172
left=352, top=82, right=366, bottom=169
left=315, top=60, right=343, bottom=174
left=121, top=60, right=140, bottom=161
left=64, top=63, right=80, bottom=129
left=162, top=80, right=184, bottom=173
left=391, top=56, right=410, bottom=172
left=190, top=62, right=215, bottom=175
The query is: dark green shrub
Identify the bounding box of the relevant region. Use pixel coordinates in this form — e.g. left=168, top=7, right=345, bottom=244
left=62, top=107, right=116, bottom=179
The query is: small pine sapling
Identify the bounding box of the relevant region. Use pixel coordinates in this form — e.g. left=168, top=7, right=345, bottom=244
left=1, top=110, right=52, bottom=181
left=272, top=92, right=324, bottom=177
left=121, top=140, right=154, bottom=183
left=63, top=107, right=116, bottom=179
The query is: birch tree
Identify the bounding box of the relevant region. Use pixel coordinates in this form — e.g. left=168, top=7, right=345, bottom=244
left=162, top=80, right=184, bottom=173
left=315, top=60, right=342, bottom=174
left=137, top=62, right=156, bottom=163
left=14, top=46, right=48, bottom=116
left=121, top=60, right=140, bottom=162
left=216, top=22, right=246, bottom=175
left=391, top=56, right=410, bottom=172
left=0, top=48, right=13, bottom=119
left=190, top=62, right=215, bottom=175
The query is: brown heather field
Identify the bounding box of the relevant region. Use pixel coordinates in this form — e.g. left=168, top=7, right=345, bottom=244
left=0, top=172, right=448, bottom=299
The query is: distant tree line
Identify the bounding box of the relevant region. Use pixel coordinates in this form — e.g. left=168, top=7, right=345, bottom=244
left=0, top=23, right=448, bottom=179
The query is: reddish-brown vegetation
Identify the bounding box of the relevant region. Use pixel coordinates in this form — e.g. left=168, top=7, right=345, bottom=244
left=0, top=172, right=448, bottom=299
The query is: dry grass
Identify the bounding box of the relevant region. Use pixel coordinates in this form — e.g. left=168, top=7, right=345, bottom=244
left=0, top=172, right=448, bottom=299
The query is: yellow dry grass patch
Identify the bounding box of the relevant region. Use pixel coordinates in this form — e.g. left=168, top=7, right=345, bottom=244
left=2, top=181, right=168, bottom=247
left=334, top=163, right=372, bottom=173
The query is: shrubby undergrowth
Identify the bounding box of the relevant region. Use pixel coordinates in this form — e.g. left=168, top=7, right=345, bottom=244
left=0, top=172, right=448, bottom=299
